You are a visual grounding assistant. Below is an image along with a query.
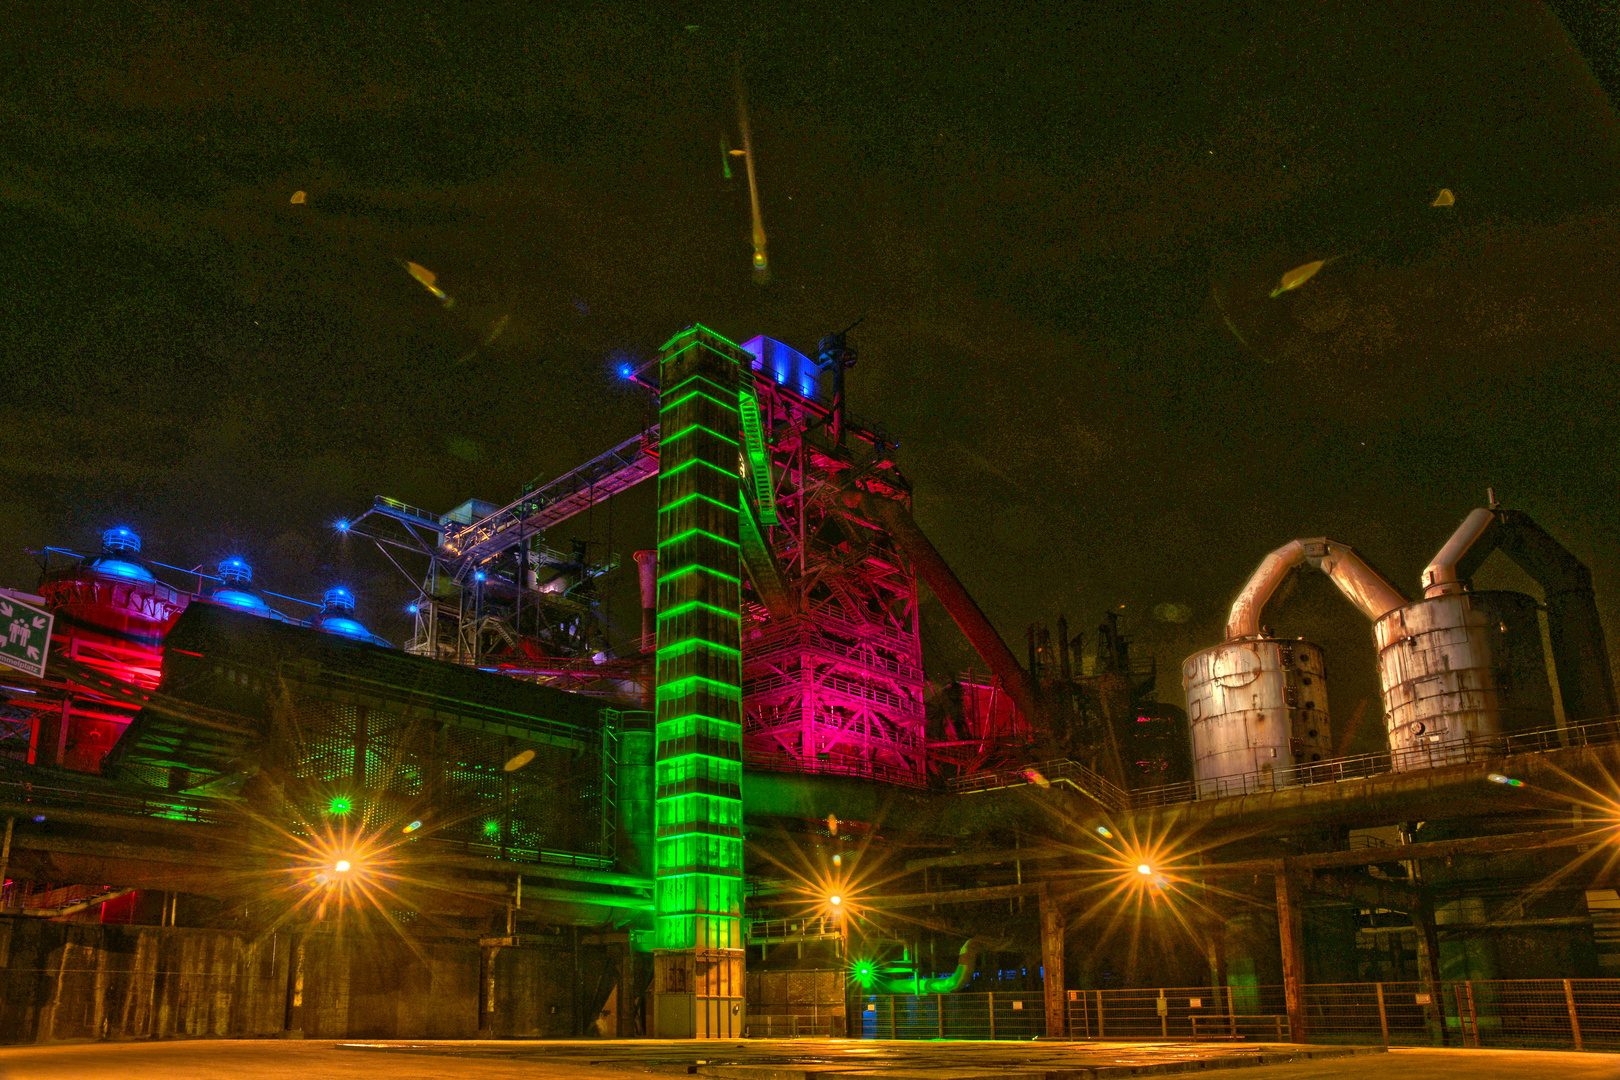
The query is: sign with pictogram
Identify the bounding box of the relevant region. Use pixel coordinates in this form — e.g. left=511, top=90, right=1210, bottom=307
left=0, top=595, right=52, bottom=678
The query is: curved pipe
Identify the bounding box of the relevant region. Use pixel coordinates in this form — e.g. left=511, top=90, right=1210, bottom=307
left=1226, top=538, right=1406, bottom=641
left=1422, top=508, right=1499, bottom=597
left=856, top=938, right=985, bottom=995
left=1423, top=508, right=1617, bottom=723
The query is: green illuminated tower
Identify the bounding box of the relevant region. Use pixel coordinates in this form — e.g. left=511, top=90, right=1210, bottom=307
left=651, top=325, right=748, bottom=1038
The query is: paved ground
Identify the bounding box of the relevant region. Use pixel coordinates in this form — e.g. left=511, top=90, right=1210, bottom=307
left=0, top=1040, right=1615, bottom=1080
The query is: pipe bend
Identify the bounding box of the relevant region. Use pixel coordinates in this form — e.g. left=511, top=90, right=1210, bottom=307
left=1422, top=508, right=1499, bottom=598
left=1225, top=540, right=1308, bottom=640
left=1226, top=538, right=1406, bottom=640
left=1316, top=541, right=1408, bottom=623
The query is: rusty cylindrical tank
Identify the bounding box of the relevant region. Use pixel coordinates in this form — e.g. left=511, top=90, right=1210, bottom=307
left=1375, top=590, right=1552, bottom=770
left=1184, top=638, right=1331, bottom=797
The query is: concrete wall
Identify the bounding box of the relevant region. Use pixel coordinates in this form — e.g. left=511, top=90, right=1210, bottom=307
left=0, top=920, right=623, bottom=1044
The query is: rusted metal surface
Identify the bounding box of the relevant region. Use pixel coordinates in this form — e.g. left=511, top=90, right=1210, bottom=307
left=1184, top=638, right=1331, bottom=795
left=1375, top=591, right=1552, bottom=769
left=1225, top=538, right=1405, bottom=641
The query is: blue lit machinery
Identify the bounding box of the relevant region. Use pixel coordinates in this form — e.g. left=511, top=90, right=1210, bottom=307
left=306, top=587, right=393, bottom=648
left=205, top=558, right=282, bottom=619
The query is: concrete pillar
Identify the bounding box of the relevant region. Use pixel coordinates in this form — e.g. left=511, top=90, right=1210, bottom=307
left=1273, top=871, right=1307, bottom=1043
left=1039, top=884, right=1066, bottom=1038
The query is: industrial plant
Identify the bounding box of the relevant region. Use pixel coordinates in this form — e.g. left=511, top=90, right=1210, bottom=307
left=1, top=324, right=1615, bottom=1050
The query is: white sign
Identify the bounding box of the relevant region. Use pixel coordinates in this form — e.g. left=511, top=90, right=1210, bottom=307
left=1189, top=997, right=1202, bottom=1008
left=1415, top=993, right=1432, bottom=1005
left=0, top=596, right=51, bottom=678
left=1012, top=1001, right=1023, bottom=1010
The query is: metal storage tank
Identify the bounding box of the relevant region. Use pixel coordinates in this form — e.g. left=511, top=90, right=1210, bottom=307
left=1375, top=589, right=1553, bottom=770
left=1184, top=637, right=1331, bottom=797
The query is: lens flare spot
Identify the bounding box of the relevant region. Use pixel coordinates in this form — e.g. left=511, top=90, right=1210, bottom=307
left=334, top=860, right=351, bottom=873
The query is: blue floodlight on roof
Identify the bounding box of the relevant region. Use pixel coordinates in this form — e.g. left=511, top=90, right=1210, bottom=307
left=213, top=589, right=268, bottom=612
left=335, top=519, right=350, bottom=533
left=320, top=617, right=372, bottom=639
left=322, top=587, right=356, bottom=613
left=218, top=557, right=253, bottom=585
left=91, top=559, right=154, bottom=583
left=102, top=527, right=142, bottom=554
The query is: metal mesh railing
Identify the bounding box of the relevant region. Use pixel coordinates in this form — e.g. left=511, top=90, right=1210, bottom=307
left=1067, top=986, right=1289, bottom=1041
left=869, top=992, right=1047, bottom=1039
left=1057, top=980, right=1620, bottom=1051
left=951, top=716, right=1620, bottom=810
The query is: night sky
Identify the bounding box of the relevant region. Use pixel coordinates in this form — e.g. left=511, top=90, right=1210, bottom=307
left=4, top=2, right=1618, bottom=754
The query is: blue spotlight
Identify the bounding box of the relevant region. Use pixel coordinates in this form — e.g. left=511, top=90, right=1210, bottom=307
left=617, top=363, right=634, bottom=379
left=474, top=571, right=487, bottom=582
left=334, top=519, right=350, bottom=533
left=407, top=604, right=419, bottom=614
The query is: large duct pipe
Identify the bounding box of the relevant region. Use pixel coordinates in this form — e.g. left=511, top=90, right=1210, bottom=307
left=1499, top=511, right=1618, bottom=724
left=1424, top=508, right=1617, bottom=724
left=1226, top=538, right=1406, bottom=641
left=633, top=550, right=657, bottom=655
left=855, top=938, right=988, bottom=996
left=859, top=493, right=1044, bottom=728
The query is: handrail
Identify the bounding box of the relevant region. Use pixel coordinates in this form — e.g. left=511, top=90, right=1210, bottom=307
left=948, top=715, right=1620, bottom=810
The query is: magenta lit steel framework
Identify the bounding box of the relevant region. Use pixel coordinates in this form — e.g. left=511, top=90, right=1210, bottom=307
left=735, top=337, right=927, bottom=788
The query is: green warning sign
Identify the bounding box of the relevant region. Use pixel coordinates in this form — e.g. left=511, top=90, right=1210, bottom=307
left=0, top=595, right=52, bottom=678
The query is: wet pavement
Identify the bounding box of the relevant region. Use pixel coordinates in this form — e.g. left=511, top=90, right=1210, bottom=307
left=333, top=1037, right=1380, bottom=1078
left=1, top=1039, right=1616, bottom=1080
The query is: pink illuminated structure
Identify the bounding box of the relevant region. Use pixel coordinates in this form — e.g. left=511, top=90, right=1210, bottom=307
left=735, top=337, right=929, bottom=787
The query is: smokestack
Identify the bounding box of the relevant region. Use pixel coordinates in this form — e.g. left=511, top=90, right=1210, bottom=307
left=633, top=550, right=657, bottom=654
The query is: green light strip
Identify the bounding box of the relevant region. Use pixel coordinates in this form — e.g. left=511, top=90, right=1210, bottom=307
left=737, top=391, right=779, bottom=526
left=656, top=676, right=742, bottom=700
left=658, top=323, right=746, bottom=353
left=660, top=491, right=738, bottom=515
left=660, top=389, right=741, bottom=416
left=658, top=564, right=743, bottom=586
left=657, top=600, right=741, bottom=622
left=662, top=372, right=740, bottom=403
left=663, top=422, right=740, bottom=448
left=658, top=527, right=740, bottom=549
left=660, top=457, right=737, bottom=482
left=656, top=637, right=743, bottom=659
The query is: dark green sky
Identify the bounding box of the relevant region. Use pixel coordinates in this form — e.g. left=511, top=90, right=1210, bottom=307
left=2, top=1, right=1618, bottom=752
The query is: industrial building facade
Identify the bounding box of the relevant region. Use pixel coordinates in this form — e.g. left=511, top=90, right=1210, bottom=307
left=2, top=324, right=1617, bottom=1047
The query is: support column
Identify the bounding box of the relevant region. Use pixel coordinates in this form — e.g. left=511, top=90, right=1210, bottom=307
left=1039, top=884, right=1066, bottom=1038
left=1413, top=894, right=1448, bottom=1046
left=1274, top=870, right=1307, bottom=1043
left=652, top=324, right=749, bottom=1038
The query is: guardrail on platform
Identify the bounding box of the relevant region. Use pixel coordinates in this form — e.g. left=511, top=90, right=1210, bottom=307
left=867, top=991, right=1048, bottom=1040
left=949, top=716, right=1620, bottom=811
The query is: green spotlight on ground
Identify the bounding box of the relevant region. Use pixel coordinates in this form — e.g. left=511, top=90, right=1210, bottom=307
left=482, top=819, right=501, bottom=837
left=328, top=796, right=352, bottom=815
